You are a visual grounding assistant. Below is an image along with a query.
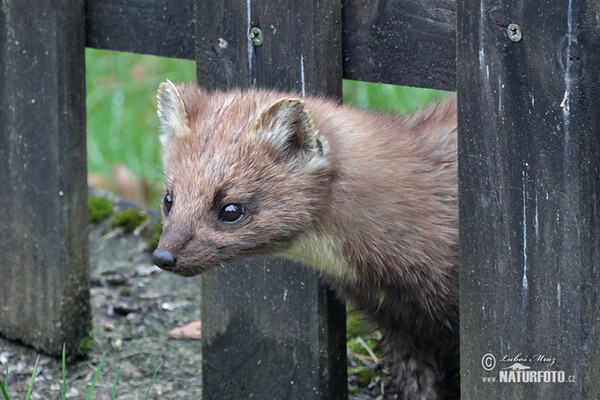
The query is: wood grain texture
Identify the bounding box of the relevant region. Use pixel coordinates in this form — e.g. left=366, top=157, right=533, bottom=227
left=0, top=0, right=91, bottom=356
left=343, top=0, right=456, bottom=90
left=196, top=1, right=347, bottom=399
left=196, top=0, right=342, bottom=95
left=201, top=260, right=347, bottom=399
left=84, top=0, right=457, bottom=90
left=85, top=0, right=195, bottom=59
left=458, top=0, right=600, bottom=398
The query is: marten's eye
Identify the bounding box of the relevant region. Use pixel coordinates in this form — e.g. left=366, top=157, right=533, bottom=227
left=220, top=203, right=243, bottom=223
left=163, top=193, right=173, bottom=215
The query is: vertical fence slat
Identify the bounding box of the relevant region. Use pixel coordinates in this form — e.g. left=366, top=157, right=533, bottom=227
left=195, top=1, right=346, bottom=398
left=458, top=0, right=600, bottom=398
left=0, top=0, right=91, bottom=356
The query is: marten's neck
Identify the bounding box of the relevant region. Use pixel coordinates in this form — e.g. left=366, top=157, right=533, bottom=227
left=277, top=232, right=356, bottom=283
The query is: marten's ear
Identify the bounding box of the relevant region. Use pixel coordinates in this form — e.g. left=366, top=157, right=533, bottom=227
left=255, top=98, right=324, bottom=158
left=157, top=80, right=189, bottom=145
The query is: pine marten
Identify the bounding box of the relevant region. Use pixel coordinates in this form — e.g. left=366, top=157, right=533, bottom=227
left=152, top=81, right=458, bottom=400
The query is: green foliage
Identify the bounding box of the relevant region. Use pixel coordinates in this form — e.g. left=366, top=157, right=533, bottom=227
left=348, top=365, right=378, bottom=386
left=24, top=356, right=39, bottom=400
left=144, top=362, right=163, bottom=400
left=86, top=48, right=196, bottom=204
left=86, top=353, right=106, bottom=400
left=0, top=368, right=9, bottom=400
left=346, top=306, right=374, bottom=339
left=60, top=345, right=67, bottom=400
left=111, top=365, right=120, bottom=400
left=347, top=305, right=382, bottom=357
left=347, top=305, right=384, bottom=388
left=110, top=209, right=148, bottom=233
left=347, top=336, right=380, bottom=357
left=88, top=195, right=114, bottom=224
left=343, top=80, right=452, bottom=114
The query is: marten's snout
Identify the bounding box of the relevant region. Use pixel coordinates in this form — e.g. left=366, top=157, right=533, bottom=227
left=153, top=249, right=176, bottom=271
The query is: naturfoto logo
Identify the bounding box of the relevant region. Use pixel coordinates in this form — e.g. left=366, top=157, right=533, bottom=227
left=480, top=353, right=576, bottom=384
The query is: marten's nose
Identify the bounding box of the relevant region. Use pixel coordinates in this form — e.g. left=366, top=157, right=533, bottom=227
left=153, top=249, right=176, bottom=271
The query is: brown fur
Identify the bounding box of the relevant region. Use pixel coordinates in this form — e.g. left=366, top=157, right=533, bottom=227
left=155, top=83, right=458, bottom=399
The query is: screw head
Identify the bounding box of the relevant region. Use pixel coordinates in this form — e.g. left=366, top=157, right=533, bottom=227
left=507, top=23, right=522, bottom=42
left=249, top=27, right=263, bottom=46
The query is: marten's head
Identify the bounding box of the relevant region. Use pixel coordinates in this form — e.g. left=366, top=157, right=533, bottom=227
left=152, top=81, right=332, bottom=276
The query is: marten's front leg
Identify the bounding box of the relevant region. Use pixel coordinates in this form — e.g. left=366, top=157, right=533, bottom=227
left=383, top=328, right=459, bottom=400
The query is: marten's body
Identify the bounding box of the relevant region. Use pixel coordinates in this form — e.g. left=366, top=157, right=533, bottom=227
left=153, top=82, right=458, bottom=399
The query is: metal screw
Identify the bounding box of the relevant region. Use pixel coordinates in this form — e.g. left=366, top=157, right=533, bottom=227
left=507, top=23, right=522, bottom=42
left=249, top=27, right=263, bottom=46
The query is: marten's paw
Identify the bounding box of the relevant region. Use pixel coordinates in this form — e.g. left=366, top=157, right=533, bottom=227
left=392, top=356, right=442, bottom=400
left=382, top=327, right=459, bottom=399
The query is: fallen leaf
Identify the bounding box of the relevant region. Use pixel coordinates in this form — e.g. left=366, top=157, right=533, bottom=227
left=88, top=173, right=106, bottom=190
left=169, top=321, right=201, bottom=340
left=111, top=163, right=137, bottom=202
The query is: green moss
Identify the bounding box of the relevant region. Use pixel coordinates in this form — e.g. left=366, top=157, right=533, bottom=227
left=146, top=220, right=163, bottom=252
left=348, top=366, right=377, bottom=386
left=76, top=325, right=94, bottom=356
left=347, top=337, right=379, bottom=357
left=88, top=196, right=113, bottom=224
left=346, top=306, right=372, bottom=339
left=110, top=209, right=148, bottom=233
left=347, top=337, right=363, bottom=355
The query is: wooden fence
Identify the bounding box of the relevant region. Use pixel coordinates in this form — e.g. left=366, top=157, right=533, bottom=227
left=1, top=0, right=599, bottom=398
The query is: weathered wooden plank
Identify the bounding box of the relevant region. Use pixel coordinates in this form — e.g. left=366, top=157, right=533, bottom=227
left=0, top=0, right=91, bottom=356
left=195, top=0, right=347, bottom=398
left=196, top=0, right=342, bottom=95
left=201, top=260, right=347, bottom=399
left=343, top=0, right=456, bottom=90
left=458, top=0, right=600, bottom=398
left=85, top=0, right=195, bottom=59
left=84, top=0, right=456, bottom=90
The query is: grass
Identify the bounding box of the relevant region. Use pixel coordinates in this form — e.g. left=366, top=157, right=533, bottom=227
left=86, top=49, right=196, bottom=205
left=61, top=345, right=67, bottom=399
left=342, top=80, right=450, bottom=114
left=0, top=345, right=161, bottom=400
left=86, top=353, right=106, bottom=400
left=85, top=48, right=452, bottom=206
left=24, top=357, right=39, bottom=400
left=0, top=366, right=8, bottom=400
left=0, top=356, right=39, bottom=400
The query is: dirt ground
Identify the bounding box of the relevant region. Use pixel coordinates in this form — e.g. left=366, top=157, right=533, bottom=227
left=1, top=194, right=203, bottom=399
left=0, top=191, right=386, bottom=400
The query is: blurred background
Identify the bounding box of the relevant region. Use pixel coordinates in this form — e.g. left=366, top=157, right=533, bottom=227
left=86, top=48, right=451, bottom=207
